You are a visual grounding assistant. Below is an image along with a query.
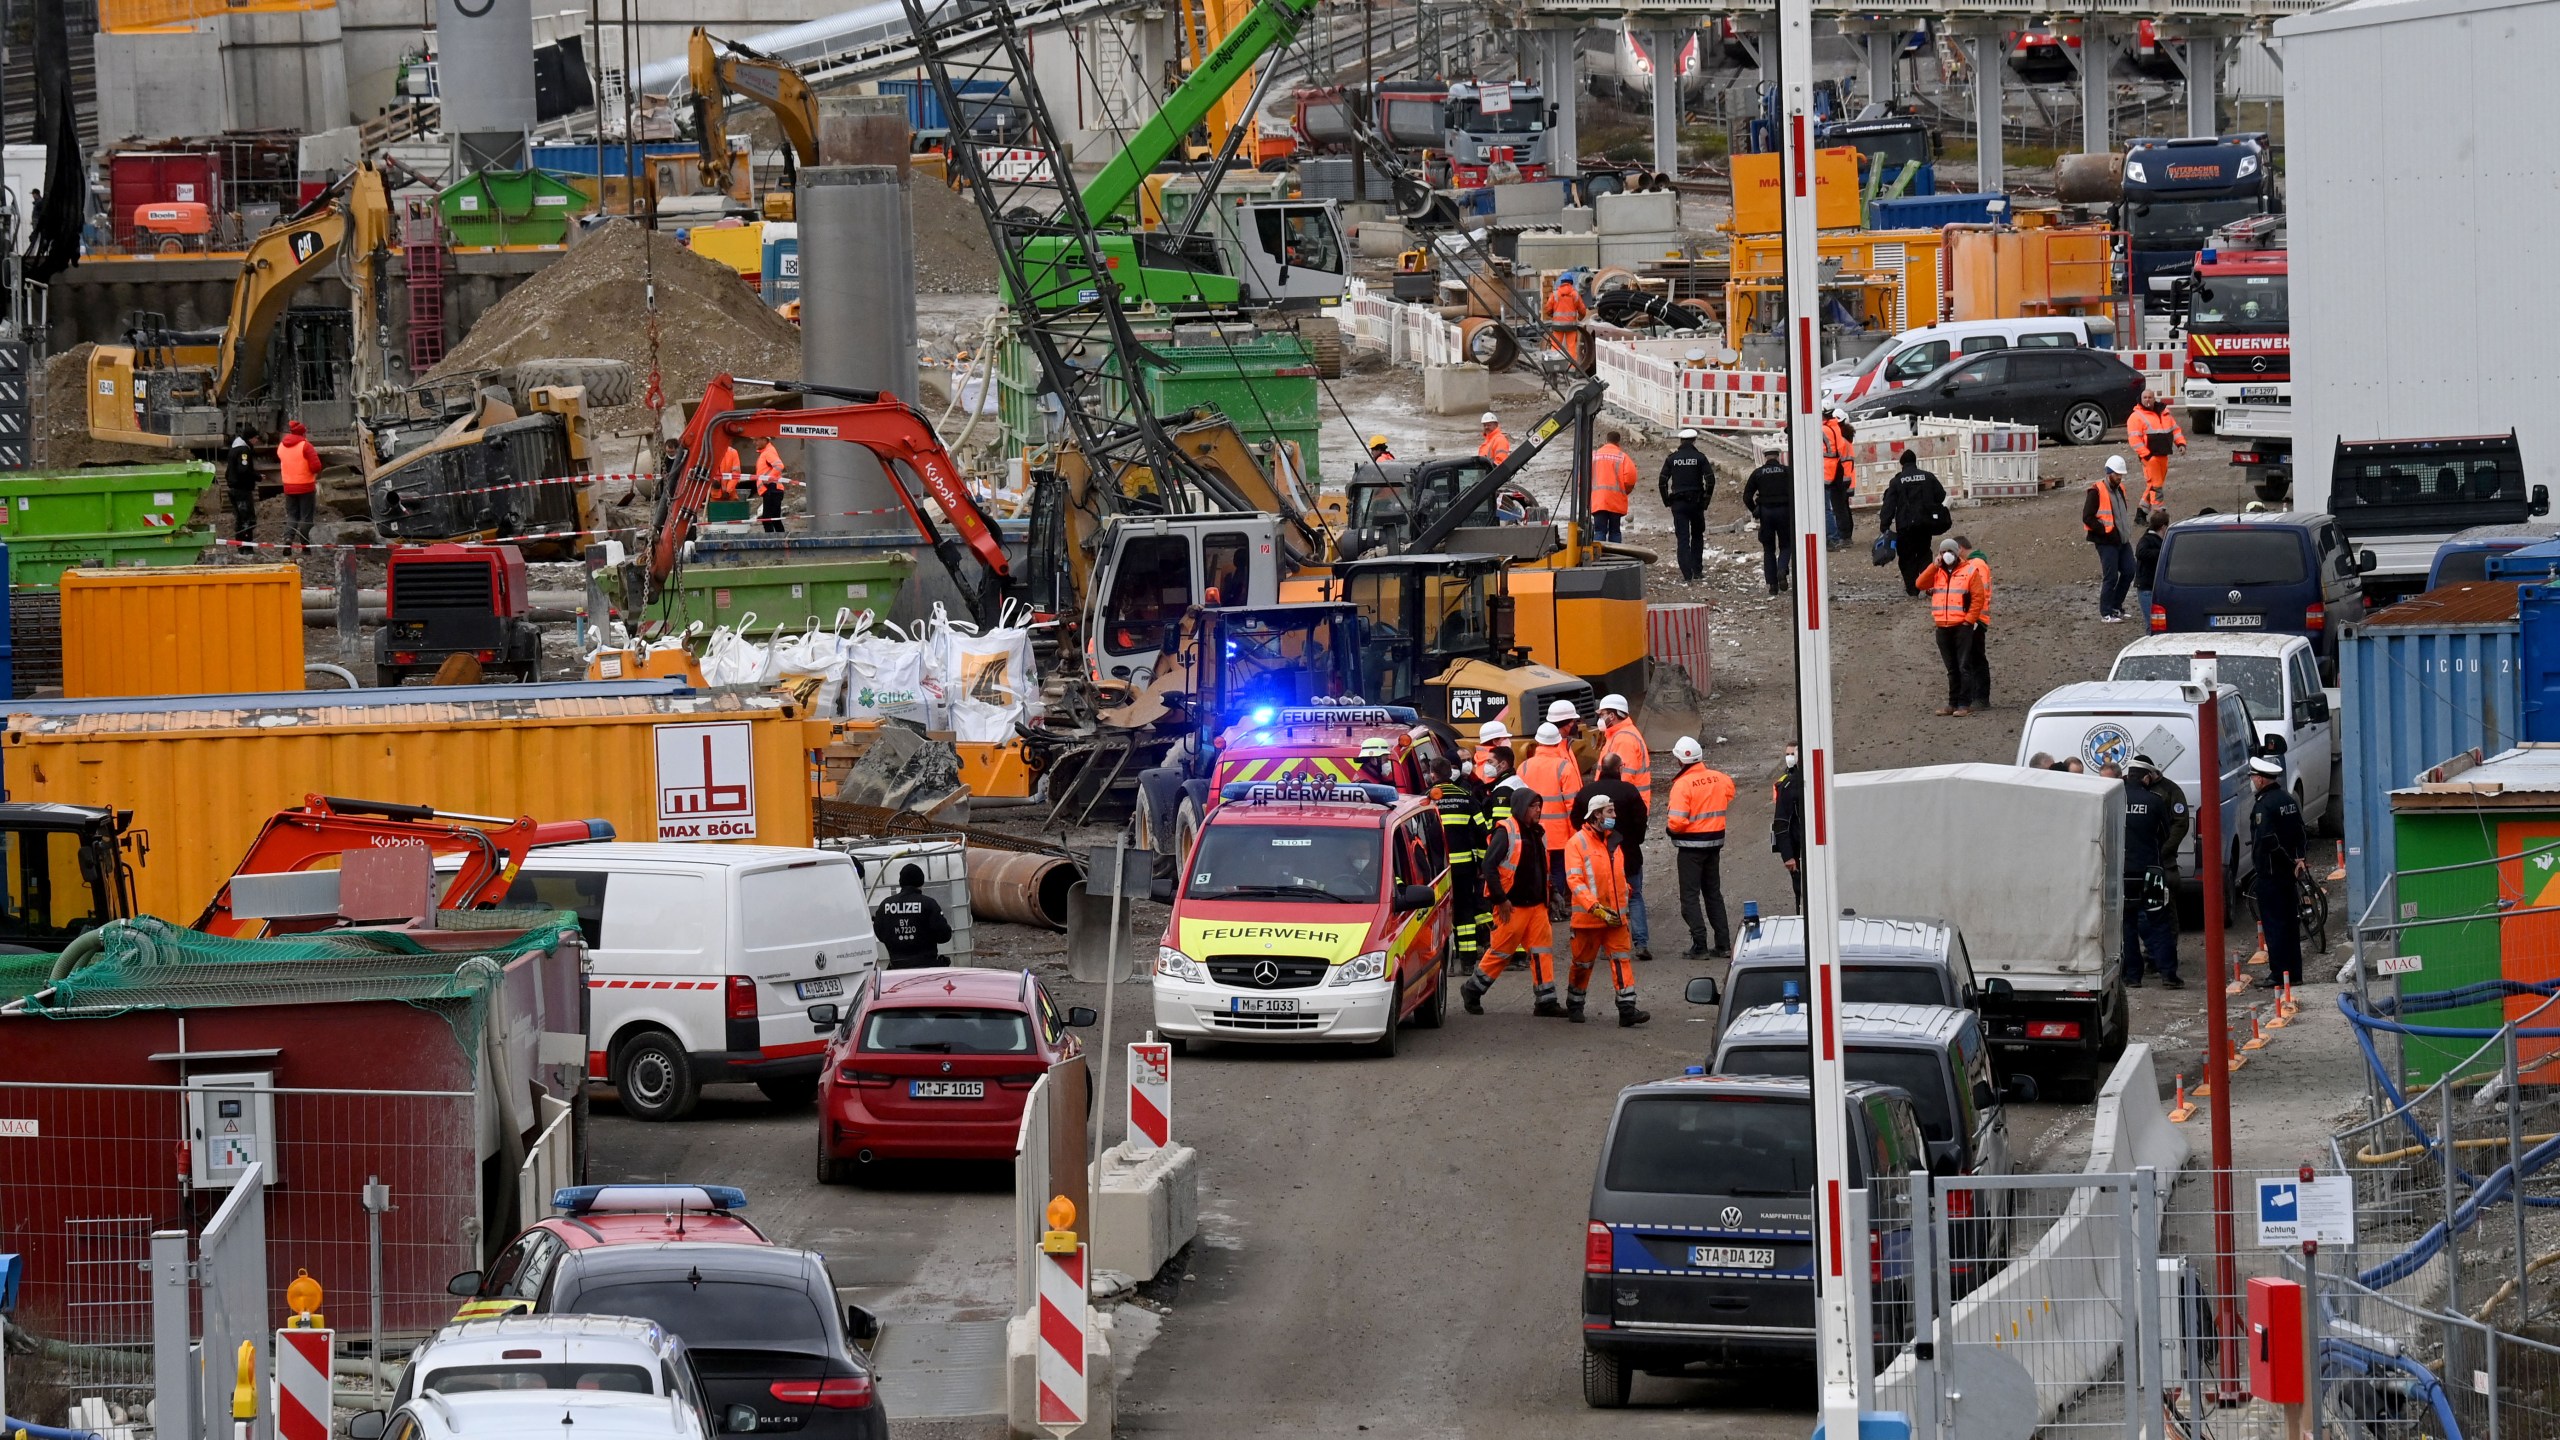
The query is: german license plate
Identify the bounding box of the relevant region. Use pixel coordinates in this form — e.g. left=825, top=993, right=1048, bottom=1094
left=2235, top=386, right=2285, bottom=401
left=2208, top=614, right=2264, bottom=628
left=796, top=977, right=843, bottom=1000
left=910, top=1079, right=983, bottom=1099
left=1692, top=1246, right=1776, bottom=1268
left=1229, top=996, right=1300, bottom=1015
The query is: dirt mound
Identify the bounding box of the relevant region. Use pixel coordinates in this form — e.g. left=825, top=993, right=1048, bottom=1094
left=432, top=220, right=804, bottom=430
left=36, top=344, right=170, bottom=468
left=910, top=178, right=1001, bottom=294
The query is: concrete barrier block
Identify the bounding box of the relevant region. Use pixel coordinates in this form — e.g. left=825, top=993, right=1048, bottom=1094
left=1598, top=232, right=1687, bottom=268
left=1423, top=364, right=1492, bottom=414
left=1006, top=1308, right=1115, bottom=1439
left=1355, top=220, right=1411, bottom=258
left=1596, top=189, right=1681, bottom=234
left=1514, top=231, right=1603, bottom=273
left=2094, top=1042, right=2189, bottom=1197
left=1559, top=204, right=1596, bottom=234
left=1492, top=181, right=1568, bottom=219
left=1091, top=1141, right=1199, bottom=1281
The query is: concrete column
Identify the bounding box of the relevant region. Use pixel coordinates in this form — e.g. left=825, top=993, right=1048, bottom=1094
left=798, top=166, right=919, bottom=535
left=1650, top=28, right=1682, bottom=176
left=2079, top=21, right=2114, bottom=158
left=1851, top=25, right=1895, bottom=109
left=2184, top=24, right=2224, bottom=137
left=1541, top=27, right=1581, bottom=175
left=1963, top=21, right=2005, bottom=194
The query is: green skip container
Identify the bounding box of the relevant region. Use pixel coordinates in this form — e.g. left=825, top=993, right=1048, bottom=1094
left=0, top=462, right=216, bottom=538
left=642, top=539, right=918, bottom=638
left=8, top=529, right=217, bottom=587
left=437, top=170, right=593, bottom=248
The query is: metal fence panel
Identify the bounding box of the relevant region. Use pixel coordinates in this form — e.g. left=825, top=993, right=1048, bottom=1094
left=198, top=1163, right=266, bottom=1440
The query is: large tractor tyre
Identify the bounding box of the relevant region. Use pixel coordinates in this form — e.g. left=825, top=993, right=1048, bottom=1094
left=513, top=358, right=638, bottom=408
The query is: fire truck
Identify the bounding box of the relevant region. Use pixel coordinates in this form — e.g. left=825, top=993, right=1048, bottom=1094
left=2175, top=216, right=2291, bottom=498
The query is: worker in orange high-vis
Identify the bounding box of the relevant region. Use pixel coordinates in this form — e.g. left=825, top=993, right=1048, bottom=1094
left=1589, top=431, right=1638, bottom=544
left=717, top=438, right=746, bottom=498
left=1477, top=412, right=1513, bottom=464
left=1472, top=719, right=1515, bottom=783
left=1460, top=784, right=1564, bottom=1018
left=1565, top=794, right=1648, bottom=1026
left=1917, top=534, right=1993, bottom=716
left=1821, top=408, right=1858, bottom=551
left=1663, top=735, right=1735, bottom=959
left=1520, top=721, right=1583, bottom=914
left=1595, top=693, right=1649, bottom=793
left=753, top=439, right=789, bottom=533
left=1546, top=275, right=1590, bottom=371
left=276, top=420, right=322, bottom=556
left=2126, top=394, right=2187, bottom=514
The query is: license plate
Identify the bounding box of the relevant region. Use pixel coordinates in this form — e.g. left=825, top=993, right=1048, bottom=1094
left=1229, top=996, right=1300, bottom=1015
left=2208, top=614, right=2264, bottom=628
left=910, top=1079, right=983, bottom=1099
left=1692, top=1246, right=1776, bottom=1269
left=2236, top=386, right=2284, bottom=400
left=796, top=977, right=843, bottom=1000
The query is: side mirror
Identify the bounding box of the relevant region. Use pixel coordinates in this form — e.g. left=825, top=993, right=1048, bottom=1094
left=1684, top=976, right=1721, bottom=1006
left=1393, top=883, right=1435, bottom=913
left=1065, top=1005, right=1099, bottom=1028
left=845, top=1304, right=881, bottom=1346
left=2536, top=483, right=2552, bottom=518
left=350, top=1413, right=389, bottom=1440
left=1974, top=1078, right=1999, bottom=1110
left=1149, top=875, right=1177, bottom=905
left=446, top=1270, right=484, bottom=1298
left=2356, top=549, right=2380, bottom=575
left=1981, top=977, right=2015, bottom=1000
left=2308, top=694, right=2331, bottom=722
left=2006, top=1072, right=2042, bottom=1103
left=806, top=1002, right=840, bottom=1031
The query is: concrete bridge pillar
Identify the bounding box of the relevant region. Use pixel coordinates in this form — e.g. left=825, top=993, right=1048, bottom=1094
left=1650, top=27, right=1685, bottom=176
left=2079, top=20, right=2117, bottom=157
left=1959, top=19, right=2006, bottom=193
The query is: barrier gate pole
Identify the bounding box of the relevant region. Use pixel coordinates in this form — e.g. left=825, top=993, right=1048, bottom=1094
left=2196, top=661, right=2241, bottom=1398
left=1774, top=0, right=1860, bottom=1431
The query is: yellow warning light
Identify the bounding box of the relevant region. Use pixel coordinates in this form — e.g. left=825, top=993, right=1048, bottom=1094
left=286, top=1269, right=323, bottom=1318
left=1045, top=1195, right=1076, bottom=1232
left=232, top=1340, right=258, bottom=1419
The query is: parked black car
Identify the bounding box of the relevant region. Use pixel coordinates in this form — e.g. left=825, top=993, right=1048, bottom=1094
left=1845, top=345, right=2144, bottom=445
left=538, top=1243, right=889, bottom=1440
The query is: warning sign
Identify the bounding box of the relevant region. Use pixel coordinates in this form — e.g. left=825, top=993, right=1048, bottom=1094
left=655, top=722, right=759, bottom=841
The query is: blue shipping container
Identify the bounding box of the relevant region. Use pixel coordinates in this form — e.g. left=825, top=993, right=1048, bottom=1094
left=1871, top=193, right=2003, bottom=229
left=528, top=143, right=702, bottom=178
left=2342, top=606, right=2523, bottom=924
left=2518, top=584, right=2560, bottom=742
left=877, top=78, right=1007, bottom=136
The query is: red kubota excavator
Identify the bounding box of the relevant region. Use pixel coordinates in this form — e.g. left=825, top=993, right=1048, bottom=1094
left=645, top=375, right=1016, bottom=625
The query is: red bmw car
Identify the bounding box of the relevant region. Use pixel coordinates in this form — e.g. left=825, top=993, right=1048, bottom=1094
left=809, top=968, right=1096, bottom=1180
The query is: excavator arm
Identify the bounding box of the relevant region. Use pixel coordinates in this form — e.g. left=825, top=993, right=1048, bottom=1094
left=652, top=375, right=1014, bottom=622
left=688, top=27, right=821, bottom=193
left=1401, top=379, right=1608, bottom=555
left=209, top=165, right=391, bottom=403
left=196, top=795, right=614, bottom=938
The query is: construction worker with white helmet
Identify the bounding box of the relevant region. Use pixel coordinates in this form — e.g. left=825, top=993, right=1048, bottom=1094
left=1477, top=411, right=1513, bottom=464
left=1595, top=693, right=1649, bottom=793
left=1563, top=793, right=1648, bottom=1026
left=1460, top=778, right=1561, bottom=1016
left=1663, top=735, right=1737, bottom=959
left=2084, top=455, right=2137, bottom=623
left=1546, top=696, right=1598, bottom=773
left=1519, top=720, right=1583, bottom=915
left=1472, top=719, right=1514, bottom=783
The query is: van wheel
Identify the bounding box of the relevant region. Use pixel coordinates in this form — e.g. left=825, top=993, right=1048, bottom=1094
left=2061, top=402, right=2110, bottom=446
left=1367, top=1001, right=1402, bottom=1058
left=1582, top=1349, right=1633, bottom=1408
left=758, top=1075, right=819, bottom=1108
left=1414, top=960, right=1449, bottom=1030
left=614, top=1031, right=697, bottom=1121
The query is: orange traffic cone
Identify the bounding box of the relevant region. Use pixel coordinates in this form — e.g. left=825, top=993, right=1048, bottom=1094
left=2279, top=980, right=2299, bottom=1021
left=2248, top=925, right=2270, bottom=967
left=2243, top=1007, right=2271, bottom=1051
left=2169, top=1073, right=2196, bottom=1123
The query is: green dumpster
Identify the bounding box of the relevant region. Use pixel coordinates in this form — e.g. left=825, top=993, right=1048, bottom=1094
left=624, top=538, right=917, bottom=638
left=0, top=462, right=215, bottom=538
left=7, top=529, right=217, bottom=587
left=437, top=170, right=593, bottom=248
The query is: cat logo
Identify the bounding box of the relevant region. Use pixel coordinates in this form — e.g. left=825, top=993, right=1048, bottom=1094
left=1448, top=688, right=1496, bottom=722
left=287, top=229, right=324, bottom=264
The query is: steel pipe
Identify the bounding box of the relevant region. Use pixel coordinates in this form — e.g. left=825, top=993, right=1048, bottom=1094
left=966, top=849, right=1079, bottom=930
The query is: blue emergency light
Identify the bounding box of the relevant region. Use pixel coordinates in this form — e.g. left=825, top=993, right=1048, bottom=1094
left=1780, top=979, right=1802, bottom=1015
left=1251, top=707, right=1276, bottom=725
left=553, top=1184, right=749, bottom=1214
left=1743, top=901, right=1762, bottom=937
left=1683, top=1066, right=1706, bottom=1076
left=1219, top=780, right=1400, bottom=806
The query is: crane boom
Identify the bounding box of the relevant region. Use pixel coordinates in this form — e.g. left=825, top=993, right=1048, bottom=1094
left=1078, top=0, right=1320, bottom=224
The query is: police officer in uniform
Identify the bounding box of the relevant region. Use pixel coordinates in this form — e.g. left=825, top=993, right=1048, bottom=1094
left=2248, top=755, right=2308, bottom=989
left=1742, top=440, right=1795, bottom=596
left=1433, top=755, right=1490, bottom=978
left=871, top=864, right=954, bottom=969
left=2120, top=752, right=2188, bottom=988
left=1657, top=428, right=1715, bottom=582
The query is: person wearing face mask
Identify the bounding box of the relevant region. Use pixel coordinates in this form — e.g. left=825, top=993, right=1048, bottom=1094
left=1564, top=794, right=1647, bottom=1026
left=1917, top=535, right=1993, bottom=716
left=1576, top=752, right=1653, bottom=962
left=1771, top=745, right=1804, bottom=912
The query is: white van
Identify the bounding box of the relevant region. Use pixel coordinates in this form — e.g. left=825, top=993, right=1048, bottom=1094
left=2106, top=633, right=2339, bottom=834
left=2014, top=680, right=2252, bottom=895
left=499, top=844, right=879, bottom=1121
left=1819, top=317, right=2101, bottom=408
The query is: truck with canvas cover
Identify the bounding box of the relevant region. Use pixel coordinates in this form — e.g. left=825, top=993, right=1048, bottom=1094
left=1832, top=764, right=2130, bottom=1099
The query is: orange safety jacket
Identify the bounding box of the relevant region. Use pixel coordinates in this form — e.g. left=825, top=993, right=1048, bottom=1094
left=276, top=436, right=321, bottom=494
left=1521, top=746, right=1583, bottom=851
left=1479, top=428, right=1513, bottom=464
left=1600, top=718, right=1650, bottom=791
left=718, top=445, right=744, bottom=498
left=2128, top=406, right=2186, bottom=456
left=1665, top=765, right=1736, bottom=844
left=754, top=446, right=788, bottom=496
left=2086, top=476, right=2128, bottom=540
left=1823, top=416, right=1857, bottom=486
left=1565, top=825, right=1628, bottom=928
left=1489, top=813, right=1524, bottom=893
left=1591, top=445, right=1638, bottom=516
left=1921, top=556, right=1993, bottom=627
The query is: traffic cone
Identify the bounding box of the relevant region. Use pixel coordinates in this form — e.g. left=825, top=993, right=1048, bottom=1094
left=2243, top=1007, right=2270, bottom=1051
left=2327, top=846, right=2347, bottom=883
left=2281, top=979, right=2299, bottom=1019
left=2169, top=1073, right=2195, bottom=1123
left=2248, top=924, right=2269, bottom=967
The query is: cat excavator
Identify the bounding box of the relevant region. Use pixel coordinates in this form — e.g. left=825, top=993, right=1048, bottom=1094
left=686, top=27, right=821, bottom=219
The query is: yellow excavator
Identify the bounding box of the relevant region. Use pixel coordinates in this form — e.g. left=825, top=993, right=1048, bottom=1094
left=85, top=163, right=393, bottom=452
left=687, top=27, right=821, bottom=220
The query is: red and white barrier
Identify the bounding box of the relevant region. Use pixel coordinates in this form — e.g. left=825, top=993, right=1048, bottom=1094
left=1646, top=603, right=1712, bottom=694
left=273, top=1328, right=332, bottom=1440
left=1127, top=1043, right=1170, bottom=1157
left=2121, top=346, right=2183, bottom=378
left=1036, top=1245, right=1087, bottom=1432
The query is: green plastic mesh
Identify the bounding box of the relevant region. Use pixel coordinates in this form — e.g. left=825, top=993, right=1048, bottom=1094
left=21, top=915, right=579, bottom=1023
left=0, top=951, right=58, bottom=1004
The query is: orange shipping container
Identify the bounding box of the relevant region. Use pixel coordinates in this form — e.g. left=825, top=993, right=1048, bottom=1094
left=60, top=564, right=305, bottom=698
left=2, top=691, right=815, bottom=919
left=1727, top=148, right=1863, bottom=236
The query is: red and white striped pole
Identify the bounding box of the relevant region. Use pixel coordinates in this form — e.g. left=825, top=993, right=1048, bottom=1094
left=1127, top=1042, right=1171, bottom=1156
left=1036, top=1195, right=1087, bottom=1435
left=1775, top=0, right=1861, bottom=1429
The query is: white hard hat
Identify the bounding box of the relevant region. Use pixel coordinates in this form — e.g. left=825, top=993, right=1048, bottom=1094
left=1479, top=719, right=1510, bottom=742
left=1673, top=736, right=1704, bottom=763
left=1584, top=794, right=1615, bottom=819
left=1480, top=411, right=1500, bottom=425
left=1597, top=693, right=1630, bottom=715
left=2104, top=455, right=2128, bottom=475
left=1546, top=699, right=1578, bottom=724
left=1535, top=722, right=1564, bottom=746
left=2250, top=756, right=2286, bottom=777
left=1678, top=428, right=1699, bottom=439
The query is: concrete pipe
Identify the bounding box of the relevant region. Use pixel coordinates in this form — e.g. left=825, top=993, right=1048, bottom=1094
left=1460, top=318, right=1521, bottom=372
left=2054, top=151, right=2126, bottom=205
left=966, top=849, right=1079, bottom=930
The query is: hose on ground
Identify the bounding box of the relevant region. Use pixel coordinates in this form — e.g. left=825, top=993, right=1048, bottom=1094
left=2322, top=1338, right=2466, bottom=1440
